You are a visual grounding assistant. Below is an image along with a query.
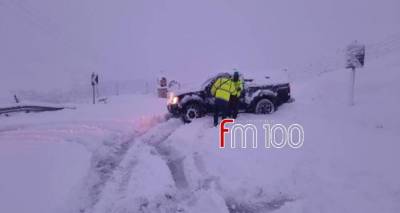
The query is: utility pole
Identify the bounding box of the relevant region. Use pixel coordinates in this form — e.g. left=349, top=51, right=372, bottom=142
left=92, top=84, right=95, bottom=104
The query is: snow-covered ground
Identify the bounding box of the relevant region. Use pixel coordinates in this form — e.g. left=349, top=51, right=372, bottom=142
left=0, top=95, right=168, bottom=213
left=1, top=51, right=400, bottom=213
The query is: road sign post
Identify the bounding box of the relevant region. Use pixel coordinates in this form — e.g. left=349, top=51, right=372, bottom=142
left=350, top=67, right=356, bottom=105
left=345, top=41, right=365, bottom=106
left=91, top=72, right=99, bottom=104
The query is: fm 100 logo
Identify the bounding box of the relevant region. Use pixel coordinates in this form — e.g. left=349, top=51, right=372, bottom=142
left=219, top=119, right=304, bottom=149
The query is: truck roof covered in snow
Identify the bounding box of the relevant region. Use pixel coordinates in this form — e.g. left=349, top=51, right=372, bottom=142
left=243, top=70, right=290, bottom=86
left=171, top=71, right=289, bottom=96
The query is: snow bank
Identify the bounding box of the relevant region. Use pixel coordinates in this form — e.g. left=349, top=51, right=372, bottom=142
left=0, top=94, right=168, bottom=213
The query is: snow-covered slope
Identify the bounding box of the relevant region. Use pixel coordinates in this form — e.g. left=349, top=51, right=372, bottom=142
left=102, top=50, right=399, bottom=212
left=0, top=50, right=399, bottom=213
left=93, top=50, right=399, bottom=212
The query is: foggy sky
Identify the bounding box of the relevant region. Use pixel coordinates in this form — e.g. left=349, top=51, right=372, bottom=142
left=0, top=0, right=399, bottom=93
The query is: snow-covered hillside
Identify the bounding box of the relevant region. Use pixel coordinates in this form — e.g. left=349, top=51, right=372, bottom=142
left=1, top=47, right=399, bottom=213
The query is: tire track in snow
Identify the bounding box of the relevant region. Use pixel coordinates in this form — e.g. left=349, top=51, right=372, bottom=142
left=71, top=115, right=171, bottom=213
left=73, top=115, right=297, bottom=213
left=146, top=120, right=298, bottom=213
left=88, top=118, right=184, bottom=213
left=150, top=141, right=189, bottom=190
left=87, top=118, right=188, bottom=213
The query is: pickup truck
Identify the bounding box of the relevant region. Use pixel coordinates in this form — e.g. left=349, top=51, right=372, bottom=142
left=167, top=73, right=293, bottom=122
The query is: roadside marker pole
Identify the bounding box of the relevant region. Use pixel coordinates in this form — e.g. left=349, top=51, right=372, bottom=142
left=345, top=41, right=365, bottom=106
left=350, top=67, right=356, bottom=106
left=92, top=83, right=96, bottom=104
left=91, top=72, right=99, bottom=104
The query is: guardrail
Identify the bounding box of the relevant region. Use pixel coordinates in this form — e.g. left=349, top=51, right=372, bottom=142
left=0, top=105, right=64, bottom=115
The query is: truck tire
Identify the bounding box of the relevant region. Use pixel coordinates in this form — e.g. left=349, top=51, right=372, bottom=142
left=254, top=98, right=275, bottom=114
left=182, top=103, right=202, bottom=123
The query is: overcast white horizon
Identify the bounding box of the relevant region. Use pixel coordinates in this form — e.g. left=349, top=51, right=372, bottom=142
left=1, top=0, right=399, bottom=95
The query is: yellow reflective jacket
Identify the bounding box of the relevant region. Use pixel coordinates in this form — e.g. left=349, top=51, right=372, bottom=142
left=211, top=77, right=236, bottom=101
left=231, top=80, right=243, bottom=97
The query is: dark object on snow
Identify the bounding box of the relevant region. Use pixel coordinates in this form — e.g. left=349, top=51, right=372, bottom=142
left=158, top=88, right=168, bottom=98
left=345, top=41, right=365, bottom=106
left=167, top=73, right=293, bottom=123
left=91, top=72, right=100, bottom=104
left=98, top=97, right=108, bottom=104
left=158, top=77, right=169, bottom=98
left=91, top=72, right=99, bottom=86
left=159, top=77, right=167, bottom=87
left=0, top=105, right=64, bottom=116
left=14, top=95, right=20, bottom=103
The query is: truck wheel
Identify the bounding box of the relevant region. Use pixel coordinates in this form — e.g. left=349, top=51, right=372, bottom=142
left=182, top=103, right=202, bottom=123
left=254, top=98, right=275, bottom=114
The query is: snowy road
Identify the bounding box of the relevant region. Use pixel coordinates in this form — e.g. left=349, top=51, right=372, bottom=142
left=0, top=95, right=170, bottom=213
left=0, top=95, right=301, bottom=213
left=1, top=52, right=400, bottom=213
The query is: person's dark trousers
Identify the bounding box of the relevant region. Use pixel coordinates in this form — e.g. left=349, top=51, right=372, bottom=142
left=214, top=98, right=229, bottom=126
left=229, top=96, right=239, bottom=119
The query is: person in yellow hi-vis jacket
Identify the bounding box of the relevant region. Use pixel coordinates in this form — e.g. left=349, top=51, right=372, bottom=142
left=211, top=74, right=236, bottom=126
left=229, top=71, right=243, bottom=119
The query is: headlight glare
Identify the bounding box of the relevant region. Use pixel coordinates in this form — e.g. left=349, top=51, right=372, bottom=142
left=167, top=93, right=179, bottom=105
left=171, top=96, right=178, bottom=105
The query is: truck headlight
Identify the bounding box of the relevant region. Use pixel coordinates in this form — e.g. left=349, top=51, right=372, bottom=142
left=167, top=93, right=179, bottom=105
left=171, top=96, right=178, bottom=105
